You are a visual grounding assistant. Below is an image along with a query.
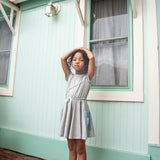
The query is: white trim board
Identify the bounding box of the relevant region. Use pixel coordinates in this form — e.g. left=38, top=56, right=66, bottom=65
left=147, top=0, right=159, bottom=144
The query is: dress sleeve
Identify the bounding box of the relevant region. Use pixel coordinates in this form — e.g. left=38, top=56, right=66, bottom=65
left=65, top=71, right=71, bottom=81
left=86, top=74, right=91, bottom=84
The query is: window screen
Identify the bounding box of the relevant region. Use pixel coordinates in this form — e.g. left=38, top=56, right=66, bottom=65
left=90, top=0, right=128, bottom=86
left=0, top=20, right=12, bottom=84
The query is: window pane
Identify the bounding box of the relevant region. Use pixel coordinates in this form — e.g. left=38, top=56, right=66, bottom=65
left=0, top=20, right=12, bottom=50
left=91, top=39, right=128, bottom=86
left=91, top=0, right=128, bottom=40
left=0, top=52, right=10, bottom=84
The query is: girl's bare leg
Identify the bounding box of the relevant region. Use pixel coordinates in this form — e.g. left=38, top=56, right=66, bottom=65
left=67, top=139, right=77, bottom=160
left=76, top=139, right=86, bottom=160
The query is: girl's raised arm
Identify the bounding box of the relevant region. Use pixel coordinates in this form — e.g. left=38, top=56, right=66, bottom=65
left=61, top=48, right=78, bottom=77
left=81, top=47, right=95, bottom=80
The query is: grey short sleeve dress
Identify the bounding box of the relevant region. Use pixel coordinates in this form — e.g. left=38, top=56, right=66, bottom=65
left=58, top=72, right=95, bottom=140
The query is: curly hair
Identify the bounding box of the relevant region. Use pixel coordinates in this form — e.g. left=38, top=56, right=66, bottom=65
left=67, top=49, right=89, bottom=74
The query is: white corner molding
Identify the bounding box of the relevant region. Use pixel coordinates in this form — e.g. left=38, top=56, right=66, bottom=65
left=131, top=0, right=137, bottom=18
left=147, top=0, right=159, bottom=144
left=87, top=0, right=143, bottom=102
left=74, top=0, right=85, bottom=26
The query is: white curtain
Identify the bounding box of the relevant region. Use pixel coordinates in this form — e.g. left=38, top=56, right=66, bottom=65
left=0, top=20, right=12, bottom=84
left=91, top=0, right=128, bottom=86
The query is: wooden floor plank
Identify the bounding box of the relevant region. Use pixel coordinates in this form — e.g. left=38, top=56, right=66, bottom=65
left=0, top=148, right=44, bottom=160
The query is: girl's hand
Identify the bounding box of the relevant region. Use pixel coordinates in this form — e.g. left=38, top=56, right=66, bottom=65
left=80, top=47, right=94, bottom=60
left=80, top=46, right=88, bottom=51
left=76, top=46, right=83, bottom=50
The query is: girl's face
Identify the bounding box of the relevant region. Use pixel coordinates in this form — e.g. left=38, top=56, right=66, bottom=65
left=72, top=52, right=85, bottom=74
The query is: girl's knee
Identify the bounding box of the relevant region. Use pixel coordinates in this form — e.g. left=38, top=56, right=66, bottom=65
left=76, top=140, right=86, bottom=155
left=67, top=139, right=76, bottom=152
left=76, top=146, right=86, bottom=155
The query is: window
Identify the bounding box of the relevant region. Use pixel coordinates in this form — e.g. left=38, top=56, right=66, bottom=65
left=0, top=0, right=21, bottom=96
left=88, top=0, right=132, bottom=90
left=0, top=20, right=12, bottom=87
left=85, top=0, right=143, bottom=101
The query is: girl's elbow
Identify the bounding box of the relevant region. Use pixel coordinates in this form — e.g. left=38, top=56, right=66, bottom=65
left=89, top=73, right=94, bottom=81
left=61, top=56, right=66, bottom=61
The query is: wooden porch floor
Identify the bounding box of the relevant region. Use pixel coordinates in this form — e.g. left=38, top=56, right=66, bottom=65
left=0, top=148, right=44, bottom=160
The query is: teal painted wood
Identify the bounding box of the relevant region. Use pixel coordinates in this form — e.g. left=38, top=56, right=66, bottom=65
left=0, top=0, right=148, bottom=155
left=127, top=0, right=133, bottom=91
left=0, top=50, right=11, bottom=52
left=0, top=5, right=10, bottom=18
left=148, top=144, right=160, bottom=160
left=156, top=0, right=160, bottom=145
left=156, top=0, right=160, bottom=44
left=20, top=0, right=67, bottom=11
left=0, top=128, right=68, bottom=160
left=89, top=36, right=128, bottom=43
left=0, top=128, right=150, bottom=160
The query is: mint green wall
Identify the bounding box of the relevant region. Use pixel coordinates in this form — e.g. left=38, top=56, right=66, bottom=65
left=0, top=0, right=148, bottom=155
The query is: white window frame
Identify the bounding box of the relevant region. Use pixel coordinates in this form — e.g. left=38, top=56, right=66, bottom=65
left=0, top=0, right=21, bottom=96
left=76, top=0, right=143, bottom=102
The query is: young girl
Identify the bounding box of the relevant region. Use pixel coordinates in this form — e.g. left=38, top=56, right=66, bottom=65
left=58, top=47, right=95, bottom=160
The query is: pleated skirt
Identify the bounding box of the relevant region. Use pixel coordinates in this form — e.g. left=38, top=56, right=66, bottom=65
left=58, top=98, right=95, bottom=140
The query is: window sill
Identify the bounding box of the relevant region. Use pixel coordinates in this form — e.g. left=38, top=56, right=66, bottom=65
left=87, top=90, right=143, bottom=102
left=0, top=87, right=13, bottom=96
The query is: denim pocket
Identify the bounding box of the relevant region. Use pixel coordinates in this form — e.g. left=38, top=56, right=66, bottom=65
left=84, top=111, right=91, bottom=131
